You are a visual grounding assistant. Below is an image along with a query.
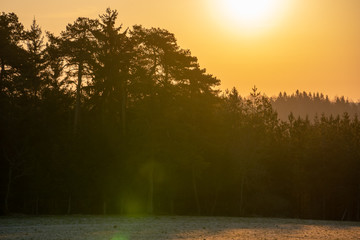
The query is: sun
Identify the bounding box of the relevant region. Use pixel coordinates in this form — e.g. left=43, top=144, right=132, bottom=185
left=224, top=0, right=275, bottom=22
left=213, top=0, right=287, bottom=33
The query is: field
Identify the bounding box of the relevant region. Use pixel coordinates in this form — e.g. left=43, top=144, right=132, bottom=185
left=0, top=216, right=359, bottom=240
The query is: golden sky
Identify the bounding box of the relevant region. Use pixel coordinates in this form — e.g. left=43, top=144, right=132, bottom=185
left=3, top=0, right=360, bottom=100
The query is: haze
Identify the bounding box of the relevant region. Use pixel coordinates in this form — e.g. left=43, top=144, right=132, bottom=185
left=3, top=0, right=360, bottom=100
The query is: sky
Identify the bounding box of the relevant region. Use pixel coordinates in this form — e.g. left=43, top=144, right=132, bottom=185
left=3, top=0, right=360, bottom=100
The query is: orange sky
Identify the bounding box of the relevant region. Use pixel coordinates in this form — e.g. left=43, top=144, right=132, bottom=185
left=3, top=0, right=360, bottom=100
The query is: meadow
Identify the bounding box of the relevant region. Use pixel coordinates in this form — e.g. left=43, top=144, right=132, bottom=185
left=1, top=215, right=360, bottom=239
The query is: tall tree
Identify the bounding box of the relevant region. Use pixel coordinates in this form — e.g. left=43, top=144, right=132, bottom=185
left=60, top=17, right=97, bottom=135
left=91, top=8, right=131, bottom=137
left=0, top=12, right=27, bottom=215
left=0, top=12, right=25, bottom=95
left=24, top=18, right=46, bottom=99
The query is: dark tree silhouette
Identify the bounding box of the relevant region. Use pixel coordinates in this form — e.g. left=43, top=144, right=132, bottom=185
left=1, top=10, right=360, bottom=221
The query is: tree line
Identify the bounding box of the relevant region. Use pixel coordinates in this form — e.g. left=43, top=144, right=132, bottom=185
left=1, top=9, right=360, bottom=221
left=272, top=90, right=360, bottom=121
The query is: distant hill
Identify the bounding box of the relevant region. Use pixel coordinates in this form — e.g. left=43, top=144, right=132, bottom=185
left=271, top=90, right=360, bottom=121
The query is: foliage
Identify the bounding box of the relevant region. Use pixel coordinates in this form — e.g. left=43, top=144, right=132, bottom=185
left=0, top=10, right=359, bottom=221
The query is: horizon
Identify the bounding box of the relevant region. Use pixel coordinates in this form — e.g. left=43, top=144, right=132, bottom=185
left=2, top=0, right=360, bottom=101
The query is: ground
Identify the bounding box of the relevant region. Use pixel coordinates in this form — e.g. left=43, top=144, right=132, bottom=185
left=0, top=215, right=359, bottom=239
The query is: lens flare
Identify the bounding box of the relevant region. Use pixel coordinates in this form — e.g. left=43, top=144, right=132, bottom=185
left=111, top=234, right=129, bottom=240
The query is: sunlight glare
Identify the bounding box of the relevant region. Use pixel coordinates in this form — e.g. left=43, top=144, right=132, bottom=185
left=214, top=0, right=287, bottom=34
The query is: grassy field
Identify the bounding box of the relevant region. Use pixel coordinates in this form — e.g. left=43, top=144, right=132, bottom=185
left=0, top=215, right=359, bottom=239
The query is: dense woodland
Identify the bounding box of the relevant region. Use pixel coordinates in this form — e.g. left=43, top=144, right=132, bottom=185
left=272, top=91, right=360, bottom=121
left=1, top=10, right=360, bottom=221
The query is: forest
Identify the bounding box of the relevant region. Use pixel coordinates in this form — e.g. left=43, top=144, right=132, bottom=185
left=1, top=9, right=360, bottom=221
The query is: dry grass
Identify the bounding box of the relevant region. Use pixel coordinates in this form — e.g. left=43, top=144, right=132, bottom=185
left=0, top=215, right=359, bottom=239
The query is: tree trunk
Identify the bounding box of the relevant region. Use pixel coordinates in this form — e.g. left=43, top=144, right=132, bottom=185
left=120, top=77, right=126, bottom=137
left=192, top=166, right=201, bottom=215
left=239, top=175, right=245, bottom=216
left=170, top=199, right=174, bottom=215
left=67, top=194, right=72, bottom=215
left=298, top=192, right=303, bottom=218
left=357, top=184, right=360, bottom=221
left=103, top=201, right=107, bottom=215
left=4, top=167, right=12, bottom=214
left=0, top=59, right=5, bottom=92
left=147, top=161, right=154, bottom=214
left=51, top=199, right=56, bottom=214
left=322, top=195, right=326, bottom=220
left=73, top=62, right=83, bottom=136
left=357, top=198, right=360, bottom=221
left=211, top=185, right=219, bottom=216
left=120, top=198, right=124, bottom=215
left=35, top=195, right=39, bottom=215
left=341, top=208, right=347, bottom=221
left=164, top=63, right=169, bottom=84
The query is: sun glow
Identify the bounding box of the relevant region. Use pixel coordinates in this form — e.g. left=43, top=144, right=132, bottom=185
left=213, top=0, right=288, bottom=34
